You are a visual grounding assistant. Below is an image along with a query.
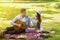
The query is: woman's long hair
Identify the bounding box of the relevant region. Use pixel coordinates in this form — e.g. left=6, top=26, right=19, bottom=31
left=36, top=12, right=41, bottom=29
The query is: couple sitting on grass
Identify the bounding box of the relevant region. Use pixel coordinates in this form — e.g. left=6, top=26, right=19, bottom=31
left=0, top=8, right=55, bottom=38
left=5, top=8, right=43, bottom=34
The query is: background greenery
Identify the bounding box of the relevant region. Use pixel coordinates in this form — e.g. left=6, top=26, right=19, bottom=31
left=0, top=0, right=60, bottom=40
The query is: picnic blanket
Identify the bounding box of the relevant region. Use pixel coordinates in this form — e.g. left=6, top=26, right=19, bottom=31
left=4, top=27, right=54, bottom=39
left=4, top=28, right=41, bottom=39
left=5, top=33, right=40, bottom=39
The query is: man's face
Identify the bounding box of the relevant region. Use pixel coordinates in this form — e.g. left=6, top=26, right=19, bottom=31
left=21, top=11, right=26, bottom=17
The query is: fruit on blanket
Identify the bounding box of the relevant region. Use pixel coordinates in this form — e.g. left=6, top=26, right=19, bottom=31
left=34, top=33, right=40, bottom=38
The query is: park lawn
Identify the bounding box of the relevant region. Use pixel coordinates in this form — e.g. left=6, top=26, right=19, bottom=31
left=0, top=2, right=60, bottom=40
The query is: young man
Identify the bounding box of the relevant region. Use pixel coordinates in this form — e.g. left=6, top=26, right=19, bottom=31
left=5, top=8, right=30, bottom=34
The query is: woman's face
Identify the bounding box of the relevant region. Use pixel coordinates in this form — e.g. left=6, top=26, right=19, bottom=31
left=35, top=13, right=38, bottom=20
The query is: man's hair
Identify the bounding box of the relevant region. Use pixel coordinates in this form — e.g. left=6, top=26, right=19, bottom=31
left=20, top=8, right=26, bottom=12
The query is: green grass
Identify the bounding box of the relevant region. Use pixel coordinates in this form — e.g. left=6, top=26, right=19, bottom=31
left=0, top=2, right=60, bottom=40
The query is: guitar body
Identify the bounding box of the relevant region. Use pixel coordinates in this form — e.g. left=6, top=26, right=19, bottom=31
left=13, top=20, right=26, bottom=30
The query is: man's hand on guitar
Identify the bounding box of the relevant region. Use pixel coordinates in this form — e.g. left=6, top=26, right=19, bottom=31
left=16, top=24, right=21, bottom=27
left=13, top=20, right=26, bottom=30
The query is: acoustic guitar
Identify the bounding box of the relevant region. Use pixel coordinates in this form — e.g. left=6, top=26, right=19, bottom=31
left=13, top=20, right=26, bottom=30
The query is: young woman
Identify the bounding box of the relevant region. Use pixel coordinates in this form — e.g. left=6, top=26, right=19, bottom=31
left=31, top=10, right=43, bottom=32
left=31, top=10, right=55, bottom=33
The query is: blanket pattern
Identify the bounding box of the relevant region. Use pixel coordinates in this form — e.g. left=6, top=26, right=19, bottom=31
left=5, top=33, right=40, bottom=39
left=4, top=28, right=41, bottom=39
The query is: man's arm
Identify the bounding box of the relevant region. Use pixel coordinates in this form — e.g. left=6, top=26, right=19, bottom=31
left=11, top=15, right=20, bottom=26
left=11, top=16, right=18, bottom=25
